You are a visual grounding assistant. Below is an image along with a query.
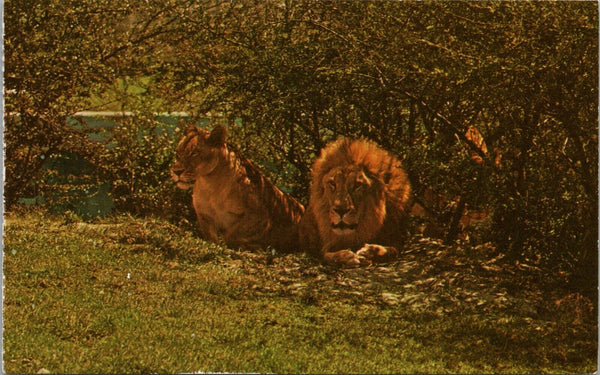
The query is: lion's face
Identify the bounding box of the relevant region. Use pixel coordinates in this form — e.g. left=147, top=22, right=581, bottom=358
left=171, top=125, right=227, bottom=189
left=321, top=165, right=378, bottom=237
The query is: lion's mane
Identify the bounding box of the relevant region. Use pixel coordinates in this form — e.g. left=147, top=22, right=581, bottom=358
left=300, top=137, right=412, bottom=257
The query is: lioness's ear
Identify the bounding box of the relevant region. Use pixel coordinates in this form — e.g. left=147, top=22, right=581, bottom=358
left=208, top=125, right=227, bottom=146
left=184, top=124, right=198, bottom=135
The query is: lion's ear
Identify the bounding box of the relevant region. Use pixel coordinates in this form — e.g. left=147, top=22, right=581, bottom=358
left=208, top=125, right=227, bottom=146
left=184, top=125, right=198, bottom=135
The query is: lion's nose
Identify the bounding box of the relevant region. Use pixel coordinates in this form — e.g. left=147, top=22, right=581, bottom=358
left=171, top=167, right=185, bottom=181
left=333, top=207, right=349, bottom=218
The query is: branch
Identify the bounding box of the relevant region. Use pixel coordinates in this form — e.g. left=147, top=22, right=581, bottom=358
left=412, top=38, right=480, bottom=64
left=101, top=6, right=184, bottom=62
left=394, top=89, right=491, bottom=165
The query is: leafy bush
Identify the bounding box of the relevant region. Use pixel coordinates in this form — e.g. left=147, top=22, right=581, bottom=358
left=92, top=116, right=196, bottom=226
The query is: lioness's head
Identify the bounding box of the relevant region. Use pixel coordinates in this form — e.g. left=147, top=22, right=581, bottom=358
left=170, top=125, right=227, bottom=189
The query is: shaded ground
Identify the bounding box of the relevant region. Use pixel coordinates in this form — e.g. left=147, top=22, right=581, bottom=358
left=232, top=234, right=596, bottom=355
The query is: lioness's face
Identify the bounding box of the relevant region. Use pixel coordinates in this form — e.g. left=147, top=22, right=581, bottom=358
left=322, top=166, right=373, bottom=236
left=171, top=126, right=227, bottom=189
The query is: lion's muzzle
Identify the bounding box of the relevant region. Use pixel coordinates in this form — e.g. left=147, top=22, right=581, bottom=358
left=171, top=166, right=194, bottom=190
left=330, top=207, right=358, bottom=235
left=171, top=167, right=183, bottom=181
left=331, top=222, right=358, bottom=231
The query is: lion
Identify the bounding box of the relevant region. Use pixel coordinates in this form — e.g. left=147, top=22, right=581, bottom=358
left=171, top=125, right=304, bottom=252
left=299, top=137, right=412, bottom=267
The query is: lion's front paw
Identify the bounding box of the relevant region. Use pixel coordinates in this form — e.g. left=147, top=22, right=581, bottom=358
left=356, top=244, right=398, bottom=263
left=324, top=249, right=371, bottom=268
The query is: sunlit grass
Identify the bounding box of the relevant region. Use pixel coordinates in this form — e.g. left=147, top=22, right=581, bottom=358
left=4, top=210, right=597, bottom=373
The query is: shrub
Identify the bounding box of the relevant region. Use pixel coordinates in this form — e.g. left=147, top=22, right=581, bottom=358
left=92, top=116, right=196, bottom=225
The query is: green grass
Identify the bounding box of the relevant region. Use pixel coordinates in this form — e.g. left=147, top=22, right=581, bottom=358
left=4, top=210, right=597, bottom=373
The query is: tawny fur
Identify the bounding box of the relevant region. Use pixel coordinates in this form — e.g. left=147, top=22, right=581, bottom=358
left=171, top=125, right=304, bottom=252
left=299, top=137, right=412, bottom=266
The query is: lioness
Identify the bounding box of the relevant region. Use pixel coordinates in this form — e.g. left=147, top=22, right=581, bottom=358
left=171, top=125, right=304, bottom=252
left=299, top=137, right=412, bottom=267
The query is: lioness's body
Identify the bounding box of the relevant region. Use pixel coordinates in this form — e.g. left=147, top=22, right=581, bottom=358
left=300, top=137, right=412, bottom=267
left=171, top=125, right=304, bottom=252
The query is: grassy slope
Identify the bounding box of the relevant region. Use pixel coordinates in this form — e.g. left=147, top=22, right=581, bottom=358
left=4, top=210, right=597, bottom=374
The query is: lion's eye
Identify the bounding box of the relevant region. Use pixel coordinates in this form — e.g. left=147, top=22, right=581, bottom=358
left=328, top=180, right=336, bottom=191
left=353, top=183, right=364, bottom=192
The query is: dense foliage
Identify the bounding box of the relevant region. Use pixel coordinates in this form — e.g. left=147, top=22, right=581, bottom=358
left=5, top=1, right=597, bottom=290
